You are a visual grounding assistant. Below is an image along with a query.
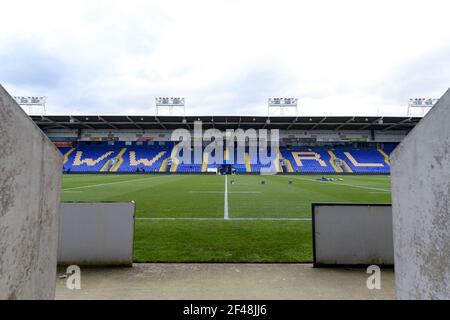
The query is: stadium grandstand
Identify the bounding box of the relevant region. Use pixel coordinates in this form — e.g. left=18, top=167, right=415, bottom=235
left=31, top=115, right=420, bottom=174
left=2, top=0, right=449, bottom=303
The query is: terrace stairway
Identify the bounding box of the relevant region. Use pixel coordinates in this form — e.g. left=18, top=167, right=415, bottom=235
left=110, top=148, right=127, bottom=172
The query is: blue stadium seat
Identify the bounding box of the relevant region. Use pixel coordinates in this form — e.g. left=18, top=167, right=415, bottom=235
left=58, top=142, right=397, bottom=174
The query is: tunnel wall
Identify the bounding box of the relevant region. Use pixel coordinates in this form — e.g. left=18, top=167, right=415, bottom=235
left=391, top=88, right=450, bottom=299
left=0, top=85, right=62, bottom=299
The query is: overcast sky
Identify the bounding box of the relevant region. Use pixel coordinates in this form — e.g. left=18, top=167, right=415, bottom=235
left=1, top=0, right=449, bottom=116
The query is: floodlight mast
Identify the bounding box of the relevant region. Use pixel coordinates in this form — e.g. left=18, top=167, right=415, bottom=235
left=268, top=98, right=298, bottom=116
left=155, top=97, right=186, bottom=116
left=13, top=96, right=47, bottom=115
left=407, top=98, right=438, bottom=117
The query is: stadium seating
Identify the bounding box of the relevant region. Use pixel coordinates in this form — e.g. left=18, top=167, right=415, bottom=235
left=382, top=143, right=397, bottom=155
left=280, top=147, right=336, bottom=173
left=175, top=147, right=202, bottom=173
left=279, top=145, right=396, bottom=174
left=120, top=144, right=172, bottom=173
left=333, top=146, right=389, bottom=173
left=59, top=141, right=173, bottom=173
left=247, top=146, right=275, bottom=173
left=59, top=142, right=397, bottom=174
left=61, top=142, right=120, bottom=172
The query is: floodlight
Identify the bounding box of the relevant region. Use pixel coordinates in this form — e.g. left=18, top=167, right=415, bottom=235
left=155, top=97, right=186, bottom=116
left=268, top=98, right=298, bottom=116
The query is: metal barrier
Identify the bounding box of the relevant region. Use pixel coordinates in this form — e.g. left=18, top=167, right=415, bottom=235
left=312, top=203, right=393, bottom=267
left=58, top=202, right=135, bottom=266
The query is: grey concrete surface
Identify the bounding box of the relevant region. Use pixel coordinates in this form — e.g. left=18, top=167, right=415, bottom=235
left=0, top=85, right=63, bottom=299
left=55, top=263, right=395, bottom=300
left=58, top=202, right=134, bottom=266
left=391, top=88, right=450, bottom=299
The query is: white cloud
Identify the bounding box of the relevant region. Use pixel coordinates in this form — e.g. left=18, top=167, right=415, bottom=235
left=1, top=0, right=450, bottom=115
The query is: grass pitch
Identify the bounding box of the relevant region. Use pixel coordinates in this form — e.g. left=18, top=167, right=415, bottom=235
left=61, top=174, right=391, bottom=262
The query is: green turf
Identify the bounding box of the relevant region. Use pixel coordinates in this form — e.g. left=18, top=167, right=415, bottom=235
left=134, top=220, right=312, bottom=262
left=61, top=174, right=391, bottom=262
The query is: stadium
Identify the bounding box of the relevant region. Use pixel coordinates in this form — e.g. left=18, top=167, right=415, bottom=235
left=1, top=1, right=449, bottom=306
left=31, top=113, right=414, bottom=263
left=2, top=84, right=450, bottom=303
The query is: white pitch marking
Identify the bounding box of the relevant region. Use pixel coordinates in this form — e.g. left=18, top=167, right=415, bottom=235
left=363, top=176, right=391, bottom=180
left=224, top=175, right=229, bottom=220
left=230, top=217, right=311, bottom=221
left=189, top=191, right=223, bottom=193
left=282, top=176, right=391, bottom=192
left=189, top=191, right=261, bottom=194
left=63, top=175, right=175, bottom=191
left=229, top=191, right=261, bottom=194
left=136, top=217, right=311, bottom=221
left=137, top=217, right=224, bottom=221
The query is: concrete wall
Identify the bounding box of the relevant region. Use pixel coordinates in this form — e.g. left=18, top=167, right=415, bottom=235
left=313, top=204, right=394, bottom=266
left=0, top=85, right=63, bottom=299
left=391, top=88, right=450, bottom=299
left=58, top=202, right=135, bottom=266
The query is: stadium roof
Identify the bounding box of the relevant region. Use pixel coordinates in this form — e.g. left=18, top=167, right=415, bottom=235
left=31, top=115, right=422, bottom=131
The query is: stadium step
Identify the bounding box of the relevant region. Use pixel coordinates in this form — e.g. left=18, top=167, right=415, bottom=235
left=332, top=151, right=354, bottom=173
left=274, top=147, right=282, bottom=173
left=99, top=154, right=117, bottom=172
left=159, top=158, right=168, bottom=172
left=224, top=148, right=229, bottom=162
left=328, top=150, right=344, bottom=173
left=245, top=153, right=251, bottom=173
left=201, top=152, right=209, bottom=172
left=153, top=151, right=166, bottom=164
left=169, top=143, right=181, bottom=172
left=285, top=159, right=294, bottom=172
left=377, top=148, right=391, bottom=166
left=63, top=148, right=75, bottom=165
left=110, top=148, right=128, bottom=172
